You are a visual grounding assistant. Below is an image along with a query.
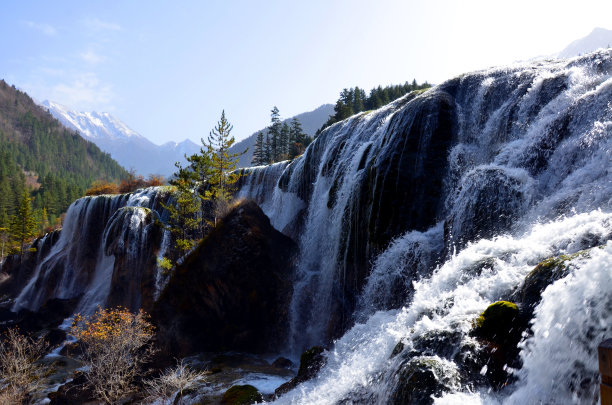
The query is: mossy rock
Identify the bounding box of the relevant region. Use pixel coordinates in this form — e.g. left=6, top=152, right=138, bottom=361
left=472, top=301, right=526, bottom=389
left=390, top=356, right=459, bottom=405
left=518, top=251, right=588, bottom=311
left=221, top=385, right=262, bottom=405
left=474, top=301, right=520, bottom=343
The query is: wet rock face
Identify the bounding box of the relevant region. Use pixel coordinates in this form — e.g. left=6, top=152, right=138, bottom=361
left=153, top=200, right=296, bottom=356
left=0, top=296, right=79, bottom=340
left=104, top=206, right=162, bottom=312
left=445, top=166, right=533, bottom=250
left=390, top=356, right=459, bottom=405
left=328, top=91, right=457, bottom=339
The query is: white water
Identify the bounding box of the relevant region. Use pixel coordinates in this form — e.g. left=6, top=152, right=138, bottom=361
left=272, top=211, right=612, bottom=404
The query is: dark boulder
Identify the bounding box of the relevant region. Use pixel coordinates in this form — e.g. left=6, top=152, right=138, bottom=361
left=271, top=357, right=294, bottom=369
left=153, top=200, right=296, bottom=357
left=513, top=251, right=587, bottom=317
left=390, top=356, right=459, bottom=405
left=221, top=384, right=263, bottom=405
left=471, top=301, right=528, bottom=388
left=48, top=372, right=96, bottom=405
left=275, top=346, right=326, bottom=396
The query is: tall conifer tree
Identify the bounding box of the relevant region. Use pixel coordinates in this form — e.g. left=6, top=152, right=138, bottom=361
left=268, top=106, right=281, bottom=162
left=205, top=110, right=246, bottom=225
left=9, top=190, right=38, bottom=260
left=252, top=131, right=266, bottom=166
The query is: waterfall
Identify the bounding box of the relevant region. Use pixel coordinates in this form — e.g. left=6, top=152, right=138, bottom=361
left=232, top=50, right=612, bottom=401
left=4, top=48, right=611, bottom=403
left=12, top=187, right=171, bottom=315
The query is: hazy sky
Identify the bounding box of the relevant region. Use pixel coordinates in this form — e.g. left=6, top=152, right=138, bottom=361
left=1, top=0, right=611, bottom=144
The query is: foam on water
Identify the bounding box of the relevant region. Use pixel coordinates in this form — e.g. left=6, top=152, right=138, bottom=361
left=272, top=211, right=612, bottom=404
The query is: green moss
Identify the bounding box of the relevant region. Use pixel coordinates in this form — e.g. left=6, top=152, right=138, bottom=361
left=475, top=301, right=520, bottom=342
left=221, top=385, right=262, bottom=405
left=476, top=301, right=517, bottom=327
left=520, top=250, right=590, bottom=309
left=413, top=87, right=432, bottom=96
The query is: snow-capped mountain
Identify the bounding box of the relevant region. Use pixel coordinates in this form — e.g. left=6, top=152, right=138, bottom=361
left=41, top=100, right=199, bottom=177
left=557, top=27, right=612, bottom=58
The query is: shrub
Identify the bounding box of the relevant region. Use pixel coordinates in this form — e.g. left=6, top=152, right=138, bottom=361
left=85, top=180, right=119, bottom=196
left=0, top=328, right=48, bottom=404
left=70, top=307, right=156, bottom=404
left=144, top=359, right=206, bottom=404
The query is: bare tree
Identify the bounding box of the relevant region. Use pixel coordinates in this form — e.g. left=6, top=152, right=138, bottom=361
left=144, top=359, right=207, bottom=404
left=70, top=307, right=156, bottom=404
left=0, top=328, right=48, bottom=404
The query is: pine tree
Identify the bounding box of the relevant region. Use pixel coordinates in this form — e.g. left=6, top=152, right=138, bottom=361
left=289, top=118, right=308, bottom=158
left=268, top=106, right=281, bottom=162
left=40, top=207, right=49, bottom=234
left=0, top=208, right=8, bottom=261
left=204, top=110, right=246, bottom=226
left=352, top=87, right=366, bottom=113
left=251, top=131, right=266, bottom=166
left=166, top=177, right=201, bottom=255
left=264, top=132, right=272, bottom=164
left=280, top=123, right=290, bottom=160
left=9, top=190, right=38, bottom=260
left=159, top=158, right=206, bottom=266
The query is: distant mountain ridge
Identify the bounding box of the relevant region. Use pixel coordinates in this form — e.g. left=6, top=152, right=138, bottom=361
left=557, top=27, right=612, bottom=58
left=41, top=101, right=200, bottom=177
left=43, top=101, right=334, bottom=174
left=230, top=104, right=334, bottom=167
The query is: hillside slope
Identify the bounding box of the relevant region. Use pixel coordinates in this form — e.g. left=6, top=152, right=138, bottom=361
left=0, top=80, right=127, bottom=225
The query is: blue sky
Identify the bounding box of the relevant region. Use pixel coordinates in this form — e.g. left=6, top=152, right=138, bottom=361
left=2, top=0, right=611, bottom=144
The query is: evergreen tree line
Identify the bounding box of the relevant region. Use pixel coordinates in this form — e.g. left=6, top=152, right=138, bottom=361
left=251, top=106, right=313, bottom=166
left=316, top=79, right=431, bottom=135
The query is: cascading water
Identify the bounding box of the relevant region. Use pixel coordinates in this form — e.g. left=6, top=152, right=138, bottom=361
left=12, top=187, right=172, bottom=315
left=233, top=50, right=612, bottom=402
left=275, top=212, right=612, bottom=404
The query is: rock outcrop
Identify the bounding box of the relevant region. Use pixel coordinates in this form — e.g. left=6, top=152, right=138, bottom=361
left=153, top=200, right=296, bottom=356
